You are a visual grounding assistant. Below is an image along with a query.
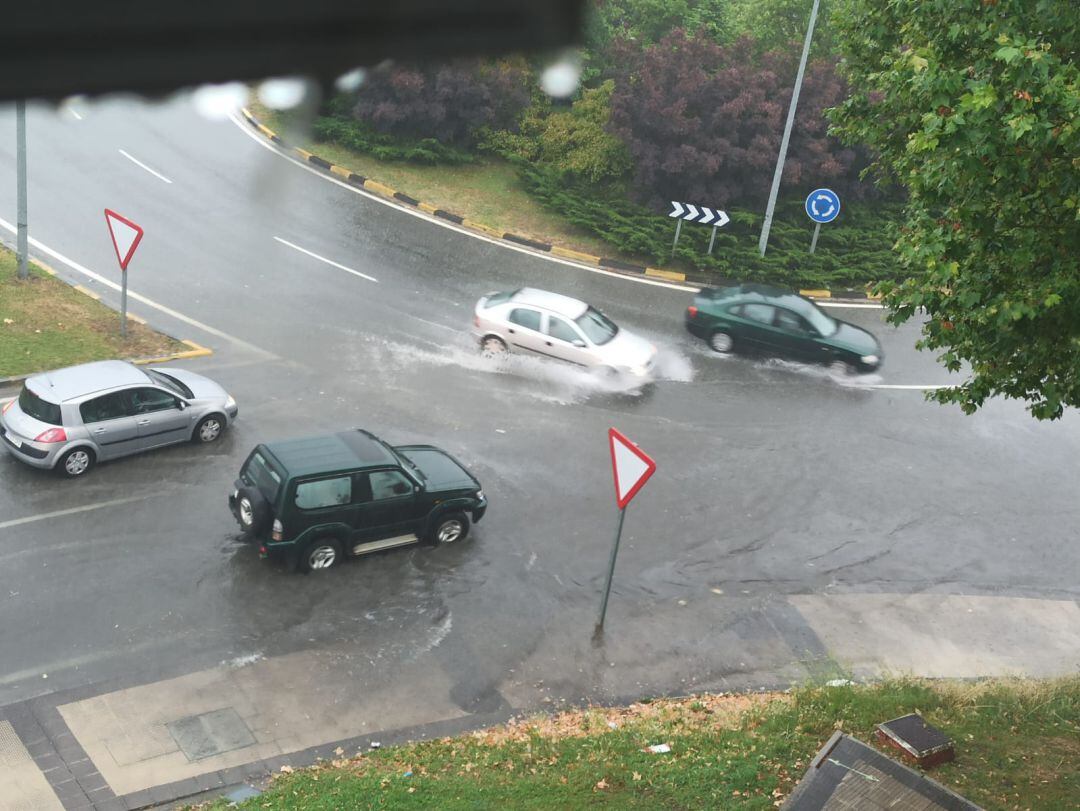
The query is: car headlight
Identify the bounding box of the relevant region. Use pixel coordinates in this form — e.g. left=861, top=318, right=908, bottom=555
left=860, top=355, right=879, bottom=365
left=225, top=394, right=236, bottom=408
left=475, top=489, right=484, bottom=501
left=628, top=364, right=649, bottom=377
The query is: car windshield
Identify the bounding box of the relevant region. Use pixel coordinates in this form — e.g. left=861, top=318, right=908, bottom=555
left=574, top=307, right=619, bottom=345
left=18, top=385, right=62, bottom=425
left=802, top=300, right=838, bottom=337
left=146, top=369, right=193, bottom=398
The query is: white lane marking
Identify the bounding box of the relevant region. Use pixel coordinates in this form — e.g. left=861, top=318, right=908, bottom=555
left=868, top=384, right=953, bottom=390
left=70, top=109, right=83, bottom=121
left=118, top=149, right=173, bottom=184
left=0, top=215, right=275, bottom=358
left=0, top=634, right=172, bottom=688
left=273, top=236, right=378, bottom=283
left=819, top=301, right=884, bottom=310
left=0, top=495, right=157, bottom=532
left=229, top=111, right=697, bottom=293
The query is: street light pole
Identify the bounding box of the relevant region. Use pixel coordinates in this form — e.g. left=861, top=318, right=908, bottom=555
left=16, top=99, right=29, bottom=280
left=757, top=0, right=820, bottom=257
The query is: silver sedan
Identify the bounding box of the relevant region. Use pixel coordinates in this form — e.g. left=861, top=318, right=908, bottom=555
left=472, top=288, right=658, bottom=378
left=1, top=360, right=238, bottom=477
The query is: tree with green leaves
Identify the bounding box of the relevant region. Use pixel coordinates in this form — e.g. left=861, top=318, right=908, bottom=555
left=830, top=0, right=1080, bottom=420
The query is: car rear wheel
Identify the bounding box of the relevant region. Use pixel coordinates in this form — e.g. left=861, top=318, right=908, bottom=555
left=299, top=538, right=342, bottom=572
left=193, top=414, right=224, bottom=443
left=57, top=447, right=95, bottom=478
left=236, top=486, right=270, bottom=535
left=480, top=336, right=508, bottom=357
left=430, top=512, right=469, bottom=546
left=709, top=330, right=734, bottom=354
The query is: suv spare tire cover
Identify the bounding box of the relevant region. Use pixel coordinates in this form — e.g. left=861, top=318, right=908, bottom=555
left=237, top=486, right=271, bottom=534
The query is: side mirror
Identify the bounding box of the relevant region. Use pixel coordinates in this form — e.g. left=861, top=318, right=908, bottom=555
left=177, top=400, right=188, bottom=411
left=572, top=339, right=586, bottom=348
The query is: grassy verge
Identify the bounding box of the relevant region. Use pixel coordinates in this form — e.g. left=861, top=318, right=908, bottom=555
left=251, top=104, right=654, bottom=265
left=0, top=248, right=187, bottom=378
left=204, top=677, right=1079, bottom=810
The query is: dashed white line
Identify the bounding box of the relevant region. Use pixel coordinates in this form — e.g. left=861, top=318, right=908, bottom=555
left=273, top=236, right=378, bottom=283
left=118, top=149, right=173, bottom=184
left=69, top=109, right=83, bottom=121
left=0, top=495, right=158, bottom=532
left=0, top=215, right=275, bottom=358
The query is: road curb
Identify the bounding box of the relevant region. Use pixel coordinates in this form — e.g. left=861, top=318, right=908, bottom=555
left=238, top=109, right=879, bottom=302
left=0, top=256, right=214, bottom=388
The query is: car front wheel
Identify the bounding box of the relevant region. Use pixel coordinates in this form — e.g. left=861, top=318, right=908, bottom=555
left=430, top=512, right=470, bottom=546
left=480, top=336, right=508, bottom=357
left=193, top=414, right=225, bottom=443
left=57, top=447, right=95, bottom=478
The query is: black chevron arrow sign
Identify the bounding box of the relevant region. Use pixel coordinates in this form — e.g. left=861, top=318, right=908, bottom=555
left=669, top=201, right=730, bottom=227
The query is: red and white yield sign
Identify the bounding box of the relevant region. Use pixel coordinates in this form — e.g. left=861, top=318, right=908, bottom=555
left=104, top=209, right=144, bottom=271
left=609, top=428, right=656, bottom=509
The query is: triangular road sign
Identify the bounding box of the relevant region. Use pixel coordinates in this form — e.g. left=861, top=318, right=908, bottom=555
left=609, top=428, right=657, bottom=509
left=104, top=209, right=144, bottom=271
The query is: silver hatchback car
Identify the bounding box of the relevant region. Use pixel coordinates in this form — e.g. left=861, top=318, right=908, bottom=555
left=472, top=288, right=658, bottom=377
left=0, top=360, right=238, bottom=477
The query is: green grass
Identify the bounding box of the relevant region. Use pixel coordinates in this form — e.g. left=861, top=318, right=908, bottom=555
left=0, top=248, right=186, bottom=378
left=251, top=105, right=657, bottom=264
left=203, top=678, right=1079, bottom=810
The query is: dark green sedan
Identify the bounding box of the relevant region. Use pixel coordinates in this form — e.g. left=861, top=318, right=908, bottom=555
left=685, top=284, right=883, bottom=374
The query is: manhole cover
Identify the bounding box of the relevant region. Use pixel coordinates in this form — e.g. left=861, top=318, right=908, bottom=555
left=167, top=708, right=256, bottom=762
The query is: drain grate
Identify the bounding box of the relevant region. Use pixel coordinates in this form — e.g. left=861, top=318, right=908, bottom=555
left=167, top=707, right=256, bottom=762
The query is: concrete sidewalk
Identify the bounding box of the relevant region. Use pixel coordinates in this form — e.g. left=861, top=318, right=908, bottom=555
left=2, top=592, right=1078, bottom=810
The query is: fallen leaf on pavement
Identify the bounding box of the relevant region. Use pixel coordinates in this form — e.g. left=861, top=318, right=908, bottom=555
left=596, top=779, right=608, bottom=790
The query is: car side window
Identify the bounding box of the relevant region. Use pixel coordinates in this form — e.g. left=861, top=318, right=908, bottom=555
left=368, top=470, right=415, bottom=501
left=508, top=308, right=541, bottom=331
left=79, top=392, right=132, bottom=424
left=295, top=476, right=352, bottom=510
left=546, top=316, right=582, bottom=344
left=129, top=387, right=178, bottom=414
left=775, top=308, right=812, bottom=334
left=741, top=303, right=776, bottom=325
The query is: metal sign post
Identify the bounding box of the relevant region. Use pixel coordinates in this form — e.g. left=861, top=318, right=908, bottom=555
left=707, top=223, right=719, bottom=255
left=805, top=188, right=840, bottom=254
left=671, top=219, right=683, bottom=258
left=104, top=209, right=145, bottom=338
left=595, top=428, right=657, bottom=636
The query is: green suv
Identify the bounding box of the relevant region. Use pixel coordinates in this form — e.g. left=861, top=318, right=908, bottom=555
left=228, top=429, right=487, bottom=572
left=685, top=284, right=882, bottom=374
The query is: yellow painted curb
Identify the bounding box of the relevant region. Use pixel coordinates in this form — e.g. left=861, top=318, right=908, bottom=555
left=126, top=314, right=147, bottom=325
left=645, top=267, right=686, bottom=282
left=294, top=147, right=313, bottom=161
left=799, top=289, right=831, bottom=299
left=418, top=202, right=439, bottom=215
left=329, top=165, right=351, bottom=179
left=550, top=246, right=601, bottom=265
left=132, top=340, right=213, bottom=366
left=256, top=123, right=276, bottom=139
left=73, top=284, right=100, bottom=301
left=363, top=179, right=397, bottom=197
left=462, top=219, right=504, bottom=239
left=866, top=289, right=883, bottom=301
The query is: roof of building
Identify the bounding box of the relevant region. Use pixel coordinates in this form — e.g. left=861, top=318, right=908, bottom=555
left=784, top=731, right=982, bottom=811
left=25, top=360, right=150, bottom=402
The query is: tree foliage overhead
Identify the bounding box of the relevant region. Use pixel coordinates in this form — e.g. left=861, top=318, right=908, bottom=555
left=349, top=59, right=530, bottom=147
left=606, top=30, right=863, bottom=209
left=830, top=0, right=1080, bottom=419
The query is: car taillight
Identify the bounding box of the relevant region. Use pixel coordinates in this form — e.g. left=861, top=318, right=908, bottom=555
left=1, top=400, right=13, bottom=414
left=687, top=305, right=698, bottom=318
left=271, top=519, right=283, bottom=541
left=34, top=427, right=67, bottom=443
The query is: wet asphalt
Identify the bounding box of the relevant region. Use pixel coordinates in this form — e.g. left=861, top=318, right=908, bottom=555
left=0, top=98, right=1077, bottom=715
